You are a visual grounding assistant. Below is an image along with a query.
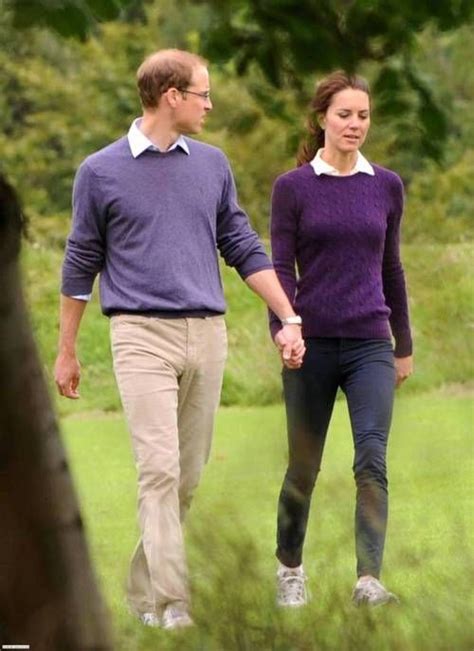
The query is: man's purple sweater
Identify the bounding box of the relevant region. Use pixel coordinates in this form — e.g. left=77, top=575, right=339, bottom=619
left=62, top=136, right=272, bottom=315
left=270, top=163, right=412, bottom=357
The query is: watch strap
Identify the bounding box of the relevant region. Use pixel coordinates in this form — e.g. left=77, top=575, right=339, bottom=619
left=281, top=315, right=302, bottom=326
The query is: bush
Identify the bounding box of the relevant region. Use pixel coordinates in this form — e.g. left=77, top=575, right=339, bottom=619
left=22, top=240, right=473, bottom=415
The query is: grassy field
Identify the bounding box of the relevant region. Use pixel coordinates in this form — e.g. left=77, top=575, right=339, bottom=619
left=62, top=392, right=473, bottom=651
left=22, top=240, right=474, bottom=415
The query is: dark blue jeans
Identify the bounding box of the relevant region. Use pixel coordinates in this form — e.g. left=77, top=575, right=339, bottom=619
left=277, top=338, right=396, bottom=578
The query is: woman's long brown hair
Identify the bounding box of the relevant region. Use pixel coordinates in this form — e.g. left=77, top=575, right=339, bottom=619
left=297, top=71, right=370, bottom=167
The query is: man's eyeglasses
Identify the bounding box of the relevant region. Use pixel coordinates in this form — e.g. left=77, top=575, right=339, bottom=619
left=178, top=88, right=211, bottom=100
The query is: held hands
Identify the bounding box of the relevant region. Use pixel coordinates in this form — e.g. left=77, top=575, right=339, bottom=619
left=394, top=355, right=413, bottom=388
left=54, top=351, right=81, bottom=399
left=274, top=325, right=306, bottom=369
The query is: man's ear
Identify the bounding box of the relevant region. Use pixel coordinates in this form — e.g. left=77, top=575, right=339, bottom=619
left=163, top=87, right=181, bottom=109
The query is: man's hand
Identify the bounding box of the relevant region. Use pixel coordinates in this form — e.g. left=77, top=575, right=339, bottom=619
left=394, top=355, right=413, bottom=388
left=54, top=295, right=87, bottom=399
left=54, top=352, right=81, bottom=399
left=274, top=325, right=306, bottom=369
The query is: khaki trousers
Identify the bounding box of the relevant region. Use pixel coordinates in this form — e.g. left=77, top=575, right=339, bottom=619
left=110, top=314, right=227, bottom=615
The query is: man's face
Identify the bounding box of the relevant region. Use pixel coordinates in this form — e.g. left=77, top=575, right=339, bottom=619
left=174, top=65, right=212, bottom=134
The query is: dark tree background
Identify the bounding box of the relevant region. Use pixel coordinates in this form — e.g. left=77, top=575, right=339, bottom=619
left=192, top=0, right=474, bottom=161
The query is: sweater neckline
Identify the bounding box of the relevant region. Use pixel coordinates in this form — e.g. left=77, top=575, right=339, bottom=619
left=303, top=163, right=370, bottom=180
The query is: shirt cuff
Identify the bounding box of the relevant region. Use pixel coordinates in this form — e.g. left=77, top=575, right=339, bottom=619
left=71, top=294, right=91, bottom=301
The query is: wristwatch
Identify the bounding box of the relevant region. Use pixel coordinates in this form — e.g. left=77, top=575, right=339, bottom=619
left=281, top=315, right=302, bottom=326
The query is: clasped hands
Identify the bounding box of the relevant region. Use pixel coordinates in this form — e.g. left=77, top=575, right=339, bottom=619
left=274, top=325, right=306, bottom=369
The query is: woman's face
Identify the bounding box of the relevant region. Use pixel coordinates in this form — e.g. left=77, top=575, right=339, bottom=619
left=321, top=88, right=370, bottom=154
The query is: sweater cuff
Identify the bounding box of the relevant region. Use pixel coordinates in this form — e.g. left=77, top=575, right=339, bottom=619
left=238, top=260, right=273, bottom=281
left=393, top=329, right=413, bottom=357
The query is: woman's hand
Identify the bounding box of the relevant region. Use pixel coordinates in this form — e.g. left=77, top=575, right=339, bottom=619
left=394, top=355, right=413, bottom=387
left=274, top=326, right=306, bottom=368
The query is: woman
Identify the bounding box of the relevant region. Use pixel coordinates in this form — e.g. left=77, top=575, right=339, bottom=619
left=270, top=71, right=413, bottom=607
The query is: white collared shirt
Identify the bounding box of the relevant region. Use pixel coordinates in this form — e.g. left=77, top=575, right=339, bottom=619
left=127, top=117, right=190, bottom=158
left=72, top=119, right=191, bottom=301
left=310, top=148, right=374, bottom=177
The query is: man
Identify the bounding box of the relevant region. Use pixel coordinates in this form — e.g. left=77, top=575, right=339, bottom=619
left=54, top=49, right=304, bottom=630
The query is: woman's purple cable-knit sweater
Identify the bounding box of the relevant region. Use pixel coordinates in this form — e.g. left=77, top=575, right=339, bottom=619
left=270, top=163, right=412, bottom=357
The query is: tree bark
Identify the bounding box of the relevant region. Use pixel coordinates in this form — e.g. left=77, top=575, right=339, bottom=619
left=0, top=175, right=114, bottom=650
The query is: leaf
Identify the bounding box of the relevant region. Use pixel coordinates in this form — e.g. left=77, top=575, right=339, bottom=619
left=85, top=0, right=123, bottom=21
left=8, top=0, right=136, bottom=38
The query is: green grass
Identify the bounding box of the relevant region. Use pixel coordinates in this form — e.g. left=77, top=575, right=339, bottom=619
left=22, top=241, right=474, bottom=415
left=61, top=392, right=474, bottom=651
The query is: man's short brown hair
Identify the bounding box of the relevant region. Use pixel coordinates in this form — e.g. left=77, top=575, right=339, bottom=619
left=137, top=49, right=208, bottom=109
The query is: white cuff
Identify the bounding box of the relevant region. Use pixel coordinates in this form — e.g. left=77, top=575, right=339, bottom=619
left=71, top=294, right=91, bottom=301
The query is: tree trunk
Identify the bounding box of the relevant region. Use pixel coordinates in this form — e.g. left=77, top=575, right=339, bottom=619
left=0, top=175, right=114, bottom=650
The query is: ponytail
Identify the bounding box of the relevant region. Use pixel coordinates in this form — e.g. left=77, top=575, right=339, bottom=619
left=297, top=114, right=325, bottom=167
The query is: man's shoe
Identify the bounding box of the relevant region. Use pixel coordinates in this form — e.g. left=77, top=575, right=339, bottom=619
left=352, top=577, right=399, bottom=607
left=161, top=604, right=194, bottom=630
left=276, top=564, right=308, bottom=607
left=139, top=612, right=161, bottom=627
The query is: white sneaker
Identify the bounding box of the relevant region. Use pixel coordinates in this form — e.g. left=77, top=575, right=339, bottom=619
left=139, top=612, right=161, bottom=627
left=161, top=604, right=194, bottom=630
left=352, top=577, right=399, bottom=607
left=276, top=564, right=308, bottom=607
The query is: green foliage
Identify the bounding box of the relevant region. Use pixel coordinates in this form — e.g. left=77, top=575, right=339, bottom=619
left=363, top=24, right=474, bottom=177
left=4, top=0, right=135, bottom=38
left=0, top=16, right=145, bottom=237
left=192, top=0, right=474, bottom=162
left=23, top=241, right=474, bottom=414
left=63, top=395, right=474, bottom=649
left=1, top=8, right=473, bottom=239
left=22, top=245, right=119, bottom=415
left=404, top=243, right=473, bottom=391
left=0, top=7, right=292, bottom=238
left=4, top=2, right=474, bottom=412
left=5, top=5, right=473, bottom=645
left=405, top=151, right=474, bottom=242
left=371, top=60, right=449, bottom=162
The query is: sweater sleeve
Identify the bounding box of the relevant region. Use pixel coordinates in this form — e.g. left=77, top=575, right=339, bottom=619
left=61, top=160, right=106, bottom=297
left=216, top=159, right=273, bottom=279
left=382, top=174, right=413, bottom=357
left=269, top=174, right=299, bottom=340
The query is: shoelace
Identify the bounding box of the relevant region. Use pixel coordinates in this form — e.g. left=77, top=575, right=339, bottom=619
left=355, top=578, right=392, bottom=602
left=363, top=586, right=381, bottom=598
left=141, top=612, right=160, bottom=626
left=162, top=606, right=192, bottom=626
left=164, top=607, right=182, bottom=620
left=279, top=573, right=306, bottom=602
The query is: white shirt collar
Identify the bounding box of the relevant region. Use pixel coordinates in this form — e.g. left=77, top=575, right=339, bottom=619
left=310, top=148, right=374, bottom=176
left=127, top=118, right=190, bottom=158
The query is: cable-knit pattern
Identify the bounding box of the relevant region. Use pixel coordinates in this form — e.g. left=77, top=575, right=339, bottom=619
left=270, top=163, right=412, bottom=357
